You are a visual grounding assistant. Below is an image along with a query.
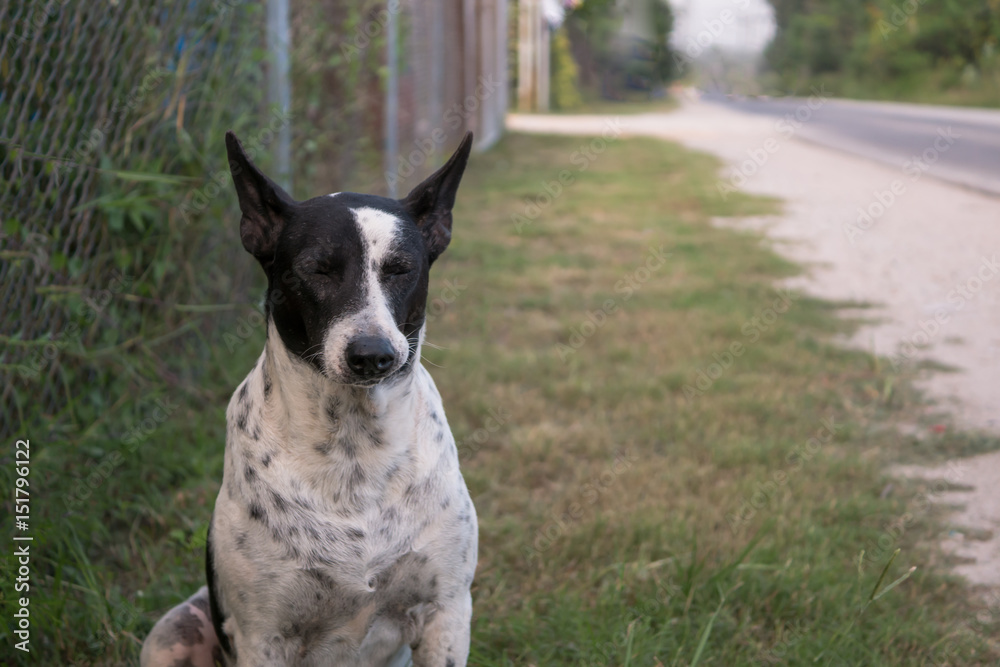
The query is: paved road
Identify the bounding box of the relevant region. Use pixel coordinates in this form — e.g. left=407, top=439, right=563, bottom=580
left=702, top=92, right=1000, bottom=196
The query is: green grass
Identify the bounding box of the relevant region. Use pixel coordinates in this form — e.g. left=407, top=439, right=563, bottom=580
left=765, top=67, right=1000, bottom=109
left=5, top=133, right=1000, bottom=665
left=568, top=91, right=679, bottom=115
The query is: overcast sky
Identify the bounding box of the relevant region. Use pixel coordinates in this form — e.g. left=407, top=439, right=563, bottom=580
left=668, top=0, right=776, bottom=55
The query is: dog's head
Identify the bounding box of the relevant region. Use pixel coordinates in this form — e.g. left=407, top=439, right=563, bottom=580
left=226, top=130, right=472, bottom=386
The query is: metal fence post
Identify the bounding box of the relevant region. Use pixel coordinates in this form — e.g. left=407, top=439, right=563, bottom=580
left=385, top=0, right=399, bottom=198
left=267, top=0, right=292, bottom=192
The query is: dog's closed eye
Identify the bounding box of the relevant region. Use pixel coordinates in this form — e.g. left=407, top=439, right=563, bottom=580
left=314, top=258, right=345, bottom=277
left=296, top=253, right=345, bottom=279
left=382, top=260, right=413, bottom=278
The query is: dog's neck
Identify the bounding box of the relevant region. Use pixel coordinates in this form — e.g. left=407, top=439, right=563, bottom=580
left=257, top=320, right=422, bottom=444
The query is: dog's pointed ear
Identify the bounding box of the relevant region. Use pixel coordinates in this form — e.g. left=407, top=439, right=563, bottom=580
left=400, top=132, right=473, bottom=264
left=226, top=130, right=295, bottom=268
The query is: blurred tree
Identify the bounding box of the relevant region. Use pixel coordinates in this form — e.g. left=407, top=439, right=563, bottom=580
left=552, top=26, right=585, bottom=109
left=764, top=0, right=1000, bottom=104
left=566, top=0, right=677, bottom=100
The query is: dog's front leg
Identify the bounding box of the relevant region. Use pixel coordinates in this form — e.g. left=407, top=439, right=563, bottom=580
left=411, top=592, right=472, bottom=667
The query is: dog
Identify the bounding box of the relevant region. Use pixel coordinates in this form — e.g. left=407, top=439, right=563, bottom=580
left=140, top=130, right=478, bottom=667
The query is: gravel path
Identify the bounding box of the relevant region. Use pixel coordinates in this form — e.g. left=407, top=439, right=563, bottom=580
left=508, top=97, right=1000, bottom=589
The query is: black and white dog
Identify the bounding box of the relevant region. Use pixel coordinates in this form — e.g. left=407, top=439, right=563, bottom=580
left=141, top=131, right=478, bottom=667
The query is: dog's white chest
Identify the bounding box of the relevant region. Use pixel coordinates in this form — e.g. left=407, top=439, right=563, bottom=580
left=209, top=353, right=477, bottom=666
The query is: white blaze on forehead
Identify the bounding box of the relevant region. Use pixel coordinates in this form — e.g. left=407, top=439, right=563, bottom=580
left=352, top=206, right=401, bottom=266
left=319, top=206, right=409, bottom=380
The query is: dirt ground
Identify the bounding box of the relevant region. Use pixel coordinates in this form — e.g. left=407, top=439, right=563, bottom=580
left=508, top=98, right=1000, bottom=590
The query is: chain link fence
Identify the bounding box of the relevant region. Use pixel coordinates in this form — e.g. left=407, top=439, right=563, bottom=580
left=1, top=0, right=508, bottom=443
left=1, top=0, right=267, bottom=442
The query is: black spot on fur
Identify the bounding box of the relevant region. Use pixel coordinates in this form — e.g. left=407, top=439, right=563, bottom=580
left=446, top=659, right=456, bottom=667
left=236, top=407, right=248, bottom=434
left=238, top=382, right=248, bottom=403
left=248, top=501, right=266, bottom=524
left=235, top=532, right=248, bottom=550
left=430, top=575, right=438, bottom=590
left=343, top=440, right=357, bottom=459
left=326, top=397, right=340, bottom=424
left=261, top=452, right=273, bottom=467
left=281, top=620, right=303, bottom=639
left=441, top=496, right=451, bottom=510
left=244, top=465, right=257, bottom=483
left=314, top=441, right=333, bottom=456
left=435, top=430, right=444, bottom=442
left=306, top=568, right=336, bottom=589
left=348, top=465, right=366, bottom=489
left=190, top=595, right=210, bottom=617
left=347, top=526, right=365, bottom=540
left=263, top=367, right=272, bottom=397
left=430, top=410, right=441, bottom=425
left=270, top=489, right=289, bottom=513
left=363, top=423, right=384, bottom=447
left=155, top=605, right=204, bottom=648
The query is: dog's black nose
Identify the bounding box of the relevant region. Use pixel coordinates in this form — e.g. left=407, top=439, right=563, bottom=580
left=345, top=337, right=397, bottom=378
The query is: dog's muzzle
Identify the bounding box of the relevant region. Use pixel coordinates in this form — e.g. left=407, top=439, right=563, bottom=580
left=345, top=335, right=397, bottom=380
